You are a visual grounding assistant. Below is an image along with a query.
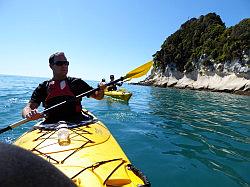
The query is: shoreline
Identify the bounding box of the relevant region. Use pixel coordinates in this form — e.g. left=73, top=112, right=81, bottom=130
left=132, top=73, right=250, bottom=96
left=131, top=82, right=250, bottom=96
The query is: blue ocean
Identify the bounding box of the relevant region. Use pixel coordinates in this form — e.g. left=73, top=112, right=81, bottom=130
left=0, top=74, right=249, bottom=187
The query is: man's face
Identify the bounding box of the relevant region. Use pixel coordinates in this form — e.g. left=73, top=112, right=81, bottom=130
left=50, top=61, right=69, bottom=77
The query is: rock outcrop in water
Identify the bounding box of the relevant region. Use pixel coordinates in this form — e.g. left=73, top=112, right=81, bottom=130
left=139, top=13, right=250, bottom=95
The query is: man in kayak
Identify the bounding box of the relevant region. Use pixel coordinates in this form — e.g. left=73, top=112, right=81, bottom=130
left=107, top=74, right=123, bottom=91
left=22, top=52, right=106, bottom=123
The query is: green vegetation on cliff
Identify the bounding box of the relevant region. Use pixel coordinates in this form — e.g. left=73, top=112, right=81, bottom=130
left=153, top=13, right=250, bottom=73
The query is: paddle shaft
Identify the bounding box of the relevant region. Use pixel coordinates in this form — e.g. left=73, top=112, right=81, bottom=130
left=0, top=77, right=124, bottom=134
left=0, top=118, right=30, bottom=134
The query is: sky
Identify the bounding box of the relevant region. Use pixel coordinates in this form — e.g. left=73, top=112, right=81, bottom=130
left=0, top=0, right=249, bottom=81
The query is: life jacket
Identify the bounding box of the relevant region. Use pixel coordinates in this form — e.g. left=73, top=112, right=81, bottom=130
left=44, top=79, right=82, bottom=123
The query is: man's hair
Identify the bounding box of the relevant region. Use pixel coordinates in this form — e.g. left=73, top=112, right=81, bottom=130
left=49, top=52, right=68, bottom=64
left=49, top=54, right=56, bottom=64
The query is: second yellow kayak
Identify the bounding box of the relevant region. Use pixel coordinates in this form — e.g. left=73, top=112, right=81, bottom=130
left=104, top=90, right=132, bottom=102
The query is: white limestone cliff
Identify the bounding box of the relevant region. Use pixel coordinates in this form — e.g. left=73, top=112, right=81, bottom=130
left=140, top=58, right=250, bottom=95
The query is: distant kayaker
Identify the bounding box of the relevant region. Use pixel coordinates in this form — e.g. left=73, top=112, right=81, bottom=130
left=107, top=75, right=123, bottom=91
left=22, top=52, right=106, bottom=123
left=101, top=78, right=106, bottom=83
left=98, top=78, right=106, bottom=87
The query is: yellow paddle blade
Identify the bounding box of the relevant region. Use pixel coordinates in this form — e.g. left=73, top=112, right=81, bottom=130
left=124, top=60, right=153, bottom=79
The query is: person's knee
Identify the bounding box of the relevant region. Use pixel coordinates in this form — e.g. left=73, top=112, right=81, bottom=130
left=0, top=142, right=76, bottom=187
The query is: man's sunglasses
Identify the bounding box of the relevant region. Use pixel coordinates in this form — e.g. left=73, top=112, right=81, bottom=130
left=53, top=61, right=69, bottom=66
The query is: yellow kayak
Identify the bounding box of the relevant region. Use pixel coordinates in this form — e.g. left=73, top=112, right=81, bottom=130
left=104, top=90, right=132, bottom=102
left=14, top=110, right=149, bottom=187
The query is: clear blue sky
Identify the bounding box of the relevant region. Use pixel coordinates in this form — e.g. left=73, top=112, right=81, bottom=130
left=0, top=0, right=249, bottom=81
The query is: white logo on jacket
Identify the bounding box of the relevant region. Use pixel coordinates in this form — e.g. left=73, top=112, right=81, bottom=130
left=60, top=80, right=66, bottom=90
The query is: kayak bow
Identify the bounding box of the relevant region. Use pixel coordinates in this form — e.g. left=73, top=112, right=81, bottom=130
left=14, top=110, right=150, bottom=187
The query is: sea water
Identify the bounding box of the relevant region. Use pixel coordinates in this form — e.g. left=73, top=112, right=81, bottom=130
left=0, top=74, right=249, bottom=187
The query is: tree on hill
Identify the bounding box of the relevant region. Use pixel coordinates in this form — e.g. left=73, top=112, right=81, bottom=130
left=153, top=13, right=250, bottom=73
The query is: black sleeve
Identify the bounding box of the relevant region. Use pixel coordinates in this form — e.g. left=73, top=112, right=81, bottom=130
left=69, top=77, right=94, bottom=97
left=30, top=81, right=47, bottom=106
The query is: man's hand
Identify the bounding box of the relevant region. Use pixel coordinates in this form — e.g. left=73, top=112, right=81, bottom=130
left=25, top=109, right=43, bottom=120
left=98, top=81, right=107, bottom=91
left=92, top=81, right=107, bottom=100
left=22, top=102, right=43, bottom=121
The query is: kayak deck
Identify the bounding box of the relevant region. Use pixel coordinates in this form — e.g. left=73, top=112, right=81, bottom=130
left=14, top=112, right=149, bottom=187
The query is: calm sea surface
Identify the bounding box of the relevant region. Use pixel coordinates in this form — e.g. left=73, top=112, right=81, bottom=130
left=0, top=74, right=249, bottom=187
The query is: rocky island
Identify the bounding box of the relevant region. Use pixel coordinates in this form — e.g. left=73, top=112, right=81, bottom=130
left=139, top=13, right=250, bottom=95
